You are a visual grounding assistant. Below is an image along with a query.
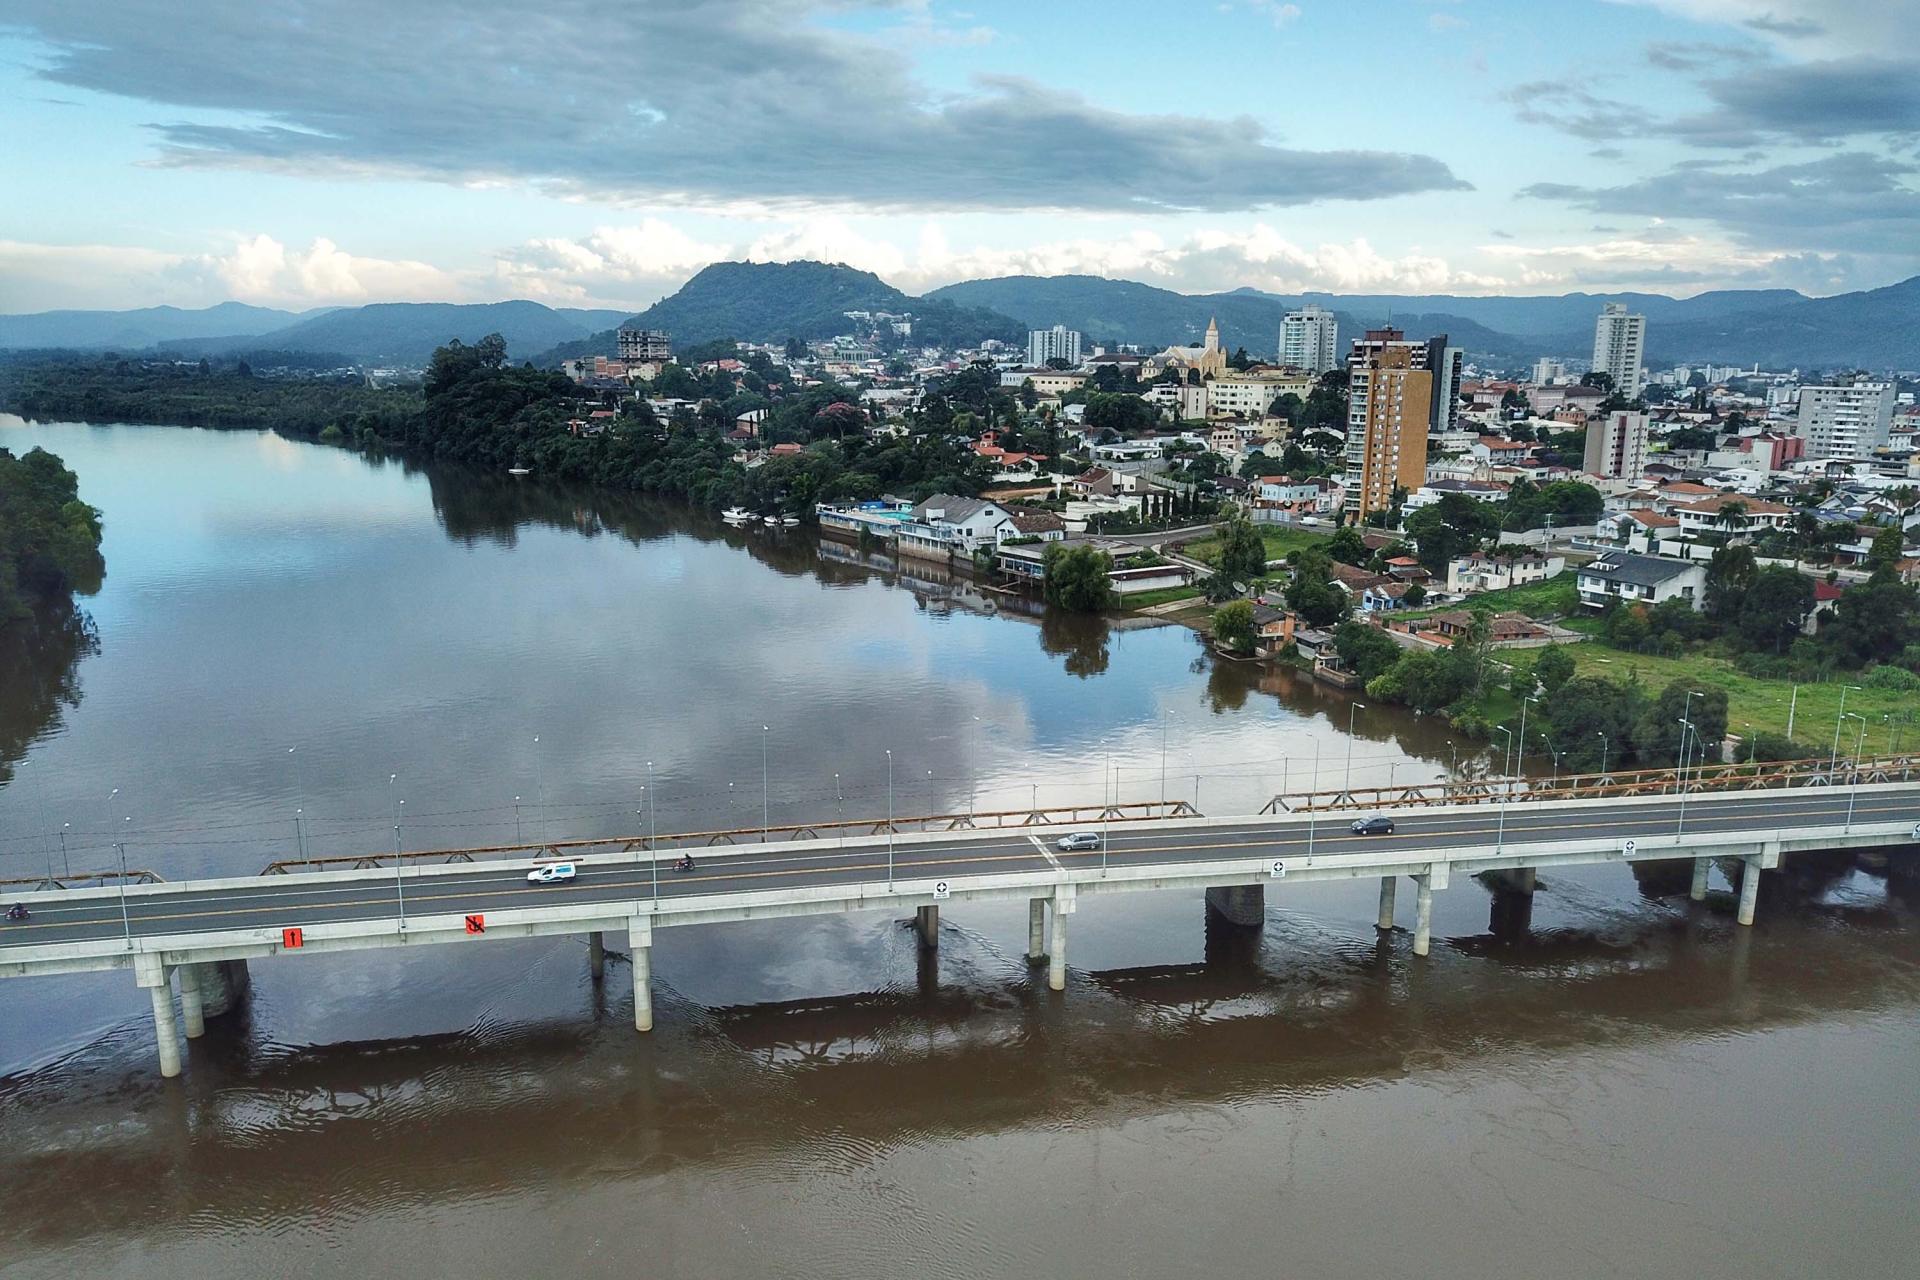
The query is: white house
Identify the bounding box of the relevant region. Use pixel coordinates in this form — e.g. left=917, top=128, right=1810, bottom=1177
left=1575, top=551, right=1707, bottom=611
left=906, top=495, right=1017, bottom=552
left=1446, top=548, right=1566, bottom=595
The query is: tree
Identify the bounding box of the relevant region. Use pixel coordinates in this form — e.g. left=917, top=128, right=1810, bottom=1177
left=0, top=446, right=105, bottom=623
left=1704, top=543, right=1757, bottom=622
left=1533, top=645, right=1576, bottom=693
left=1284, top=549, right=1349, bottom=628
left=1404, top=493, right=1502, bottom=570
left=1213, top=513, right=1267, bottom=584
left=1212, top=600, right=1256, bottom=653
left=1326, top=526, right=1368, bottom=566
left=1334, top=621, right=1401, bottom=684
left=1733, top=567, right=1813, bottom=653
left=1083, top=392, right=1158, bottom=435
left=1633, top=681, right=1728, bottom=766
left=1041, top=543, right=1119, bottom=612
left=1820, top=579, right=1918, bottom=667
left=1541, top=675, right=1645, bottom=772
left=1866, top=523, right=1906, bottom=571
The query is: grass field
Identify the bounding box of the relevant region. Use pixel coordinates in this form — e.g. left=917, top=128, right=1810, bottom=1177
left=1182, top=525, right=1328, bottom=567
left=1123, top=585, right=1206, bottom=610
left=1491, top=643, right=1916, bottom=747
left=1402, top=570, right=1583, bottom=620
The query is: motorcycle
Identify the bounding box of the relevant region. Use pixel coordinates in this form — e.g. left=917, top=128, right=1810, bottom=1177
left=672, top=855, right=696, bottom=873
left=5, top=903, right=29, bottom=922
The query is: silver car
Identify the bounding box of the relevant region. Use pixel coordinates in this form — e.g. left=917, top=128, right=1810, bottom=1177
left=1056, top=832, right=1102, bottom=852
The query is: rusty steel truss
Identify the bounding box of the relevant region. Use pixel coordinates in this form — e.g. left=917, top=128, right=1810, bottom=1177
left=1261, top=753, right=1920, bottom=815
left=258, top=799, right=1202, bottom=876
left=0, top=868, right=166, bottom=891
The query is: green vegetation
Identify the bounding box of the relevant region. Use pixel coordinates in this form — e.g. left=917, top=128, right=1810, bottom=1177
left=1123, top=584, right=1206, bottom=610
left=1041, top=543, right=1119, bottom=612
left=1211, top=599, right=1255, bottom=653
left=1183, top=523, right=1326, bottom=567
left=1401, top=570, right=1583, bottom=622
left=0, top=446, right=104, bottom=626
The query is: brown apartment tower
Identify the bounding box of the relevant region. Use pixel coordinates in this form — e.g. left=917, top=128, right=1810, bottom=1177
left=1344, top=327, right=1434, bottom=520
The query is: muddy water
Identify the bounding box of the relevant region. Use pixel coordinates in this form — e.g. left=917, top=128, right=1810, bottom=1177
left=1, top=418, right=1915, bottom=1278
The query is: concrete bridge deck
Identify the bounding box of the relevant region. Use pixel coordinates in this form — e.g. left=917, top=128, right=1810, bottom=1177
left=4, top=784, right=1918, bottom=1077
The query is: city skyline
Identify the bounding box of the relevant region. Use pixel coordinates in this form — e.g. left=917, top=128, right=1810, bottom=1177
left=2, top=0, right=1916, bottom=312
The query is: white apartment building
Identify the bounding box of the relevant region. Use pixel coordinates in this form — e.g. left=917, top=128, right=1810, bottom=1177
left=1278, top=305, right=1339, bottom=374
left=1795, top=382, right=1895, bottom=459
left=1026, top=325, right=1083, bottom=368
left=1584, top=410, right=1650, bottom=483
left=1206, top=373, right=1304, bottom=420
left=1532, top=358, right=1569, bottom=385
left=1591, top=303, right=1647, bottom=394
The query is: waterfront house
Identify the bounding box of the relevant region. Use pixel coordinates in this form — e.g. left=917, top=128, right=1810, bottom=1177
left=1445, top=548, right=1565, bottom=595
left=992, top=535, right=1195, bottom=597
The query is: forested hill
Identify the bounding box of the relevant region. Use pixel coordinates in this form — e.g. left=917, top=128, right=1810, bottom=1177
left=555, top=261, right=1026, bottom=358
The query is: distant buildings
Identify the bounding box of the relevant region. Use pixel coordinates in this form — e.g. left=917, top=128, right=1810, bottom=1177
left=617, top=326, right=671, bottom=362
left=1278, top=305, right=1339, bottom=374
left=1591, top=303, right=1646, bottom=393
left=1584, top=410, right=1650, bottom=483
left=1147, top=316, right=1229, bottom=381
left=1795, top=381, right=1895, bottom=459
left=1345, top=327, right=1434, bottom=520
left=1026, top=324, right=1082, bottom=368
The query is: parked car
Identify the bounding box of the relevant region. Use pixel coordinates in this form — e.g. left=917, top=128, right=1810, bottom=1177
left=1056, top=832, right=1102, bottom=852
left=526, top=861, right=578, bottom=885
left=1349, top=816, right=1396, bottom=836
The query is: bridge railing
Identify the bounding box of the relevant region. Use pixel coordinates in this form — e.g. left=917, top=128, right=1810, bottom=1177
left=1261, top=753, right=1920, bottom=814
left=0, top=868, right=166, bottom=891
left=257, top=799, right=1202, bottom=875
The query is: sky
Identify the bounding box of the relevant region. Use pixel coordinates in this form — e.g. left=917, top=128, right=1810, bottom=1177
left=1, top=0, right=1917, bottom=314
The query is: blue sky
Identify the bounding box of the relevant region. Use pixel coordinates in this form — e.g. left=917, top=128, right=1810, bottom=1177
left=1, top=0, right=1915, bottom=312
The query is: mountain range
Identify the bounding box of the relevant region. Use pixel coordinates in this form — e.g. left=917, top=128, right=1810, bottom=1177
left=2, top=262, right=1914, bottom=371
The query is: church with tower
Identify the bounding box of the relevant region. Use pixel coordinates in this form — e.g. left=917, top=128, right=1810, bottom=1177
left=1145, top=316, right=1229, bottom=381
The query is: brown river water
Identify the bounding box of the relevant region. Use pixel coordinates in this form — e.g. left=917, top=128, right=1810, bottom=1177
left=1, top=418, right=1916, bottom=1278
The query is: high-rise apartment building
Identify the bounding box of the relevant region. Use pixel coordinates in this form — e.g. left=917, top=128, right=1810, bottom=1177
left=1584, top=410, right=1650, bottom=483
left=1345, top=327, right=1434, bottom=520
left=616, top=327, right=671, bottom=362
left=1795, top=381, right=1896, bottom=459
left=1591, top=303, right=1646, bottom=394
left=1278, top=304, right=1339, bottom=374
left=1026, top=324, right=1083, bottom=367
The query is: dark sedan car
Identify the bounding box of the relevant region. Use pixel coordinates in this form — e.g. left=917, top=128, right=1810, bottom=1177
left=1349, top=816, right=1396, bottom=835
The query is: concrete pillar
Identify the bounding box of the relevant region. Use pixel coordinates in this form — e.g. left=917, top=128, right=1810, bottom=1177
left=192, top=959, right=249, bottom=1019
left=1413, top=876, right=1434, bottom=958
left=1486, top=867, right=1535, bottom=894
left=1204, top=884, right=1265, bottom=928
left=1027, top=898, right=1046, bottom=961
left=134, top=955, right=181, bottom=1079
left=630, top=919, right=654, bottom=1031
left=178, top=962, right=207, bottom=1040
left=1737, top=857, right=1761, bottom=927
left=1376, top=876, right=1396, bottom=931
left=1048, top=910, right=1069, bottom=992
left=589, top=931, right=605, bottom=983
left=1689, top=857, right=1711, bottom=902
left=916, top=904, right=939, bottom=949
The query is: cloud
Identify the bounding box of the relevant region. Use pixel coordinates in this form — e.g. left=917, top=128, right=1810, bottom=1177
left=1504, top=81, right=1660, bottom=141
left=190, top=235, right=458, bottom=303
left=6, top=0, right=1465, bottom=216
left=1604, top=1, right=1915, bottom=58
left=1520, top=152, right=1920, bottom=255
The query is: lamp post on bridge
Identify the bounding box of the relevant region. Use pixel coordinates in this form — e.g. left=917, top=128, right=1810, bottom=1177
left=761, top=724, right=770, bottom=842
left=885, top=749, right=895, bottom=886
left=647, top=759, right=658, bottom=900
left=1830, top=685, right=1862, bottom=773
left=1844, top=712, right=1867, bottom=830
left=1675, top=718, right=1695, bottom=838
left=1493, top=727, right=1512, bottom=854
left=390, top=773, right=407, bottom=931
left=1344, top=702, right=1366, bottom=799
left=115, top=807, right=132, bottom=947
left=533, top=735, right=548, bottom=847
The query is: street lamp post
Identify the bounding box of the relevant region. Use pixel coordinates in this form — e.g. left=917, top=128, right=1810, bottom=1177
left=1103, top=750, right=1112, bottom=872
left=1493, top=728, right=1512, bottom=853
left=115, top=833, right=132, bottom=947
left=533, top=734, right=547, bottom=847
left=390, top=774, right=406, bottom=930
left=969, top=715, right=981, bottom=818
left=1786, top=684, right=1799, bottom=740
left=647, top=759, right=657, bottom=900
left=886, top=749, right=895, bottom=885
left=1597, top=731, right=1609, bottom=777
left=1344, top=703, right=1366, bottom=798
left=1845, top=713, right=1868, bottom=830
left=1831, top=685, right=1862, bottom=772
left=1160, top=710, right=1170, bottom=806
left=761, top=725, right=770, bottom=841
left=1307, top=739, right=1319, bottom=862
left=1516, top=695, right=1537, bottom=777
left=1678, top=690, right=1700, bottom=792
left=1676, top=718, right=1695, bottom=837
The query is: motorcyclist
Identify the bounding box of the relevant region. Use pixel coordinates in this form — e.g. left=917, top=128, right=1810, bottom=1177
left=5, top=903, right=28, bottom=922
left=674, top=854, right=695, bottom=872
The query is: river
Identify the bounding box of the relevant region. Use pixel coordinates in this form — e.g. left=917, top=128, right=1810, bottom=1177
left=1, top=417, right=1916, bottom=1278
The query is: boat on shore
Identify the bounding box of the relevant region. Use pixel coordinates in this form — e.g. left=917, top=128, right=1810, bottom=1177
left=507, top=466, right=530, bottom=476
left=721, top=506, right=752, bottom=524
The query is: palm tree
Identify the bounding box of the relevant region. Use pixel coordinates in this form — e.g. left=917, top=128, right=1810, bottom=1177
left=1715, top=499, right=1750, bottom=534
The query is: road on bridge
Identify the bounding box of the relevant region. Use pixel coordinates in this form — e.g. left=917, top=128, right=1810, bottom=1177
left=4, top=791, right=1916, bottom=950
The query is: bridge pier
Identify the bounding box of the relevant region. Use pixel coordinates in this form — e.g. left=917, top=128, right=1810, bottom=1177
left=133, top=955, right=182, bottom=1079
left=178, top=963, right=206, bottom=1039
left=916, top=905, right=939, bottom=949
left=1413, top=876, right=1434, bottom=957
left=1737, top=856, right=1762, bottom=926
left=1048, top=890, right=1076, bottom=992
left=1027, top=898, right=1046, bottom=961
left=630, top=919, right=654, bottom=1031
left=589, top=931, right=605, bottom=983
left=1690, top=858, right=1711, bottom=902
left=1376, top=876, right=1396, bottom=931
left=1204, top=884, right=1265, bottom=928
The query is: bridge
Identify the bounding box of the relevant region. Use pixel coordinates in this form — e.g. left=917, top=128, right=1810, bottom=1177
left=3, top=778, right=1917, bottom=1078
